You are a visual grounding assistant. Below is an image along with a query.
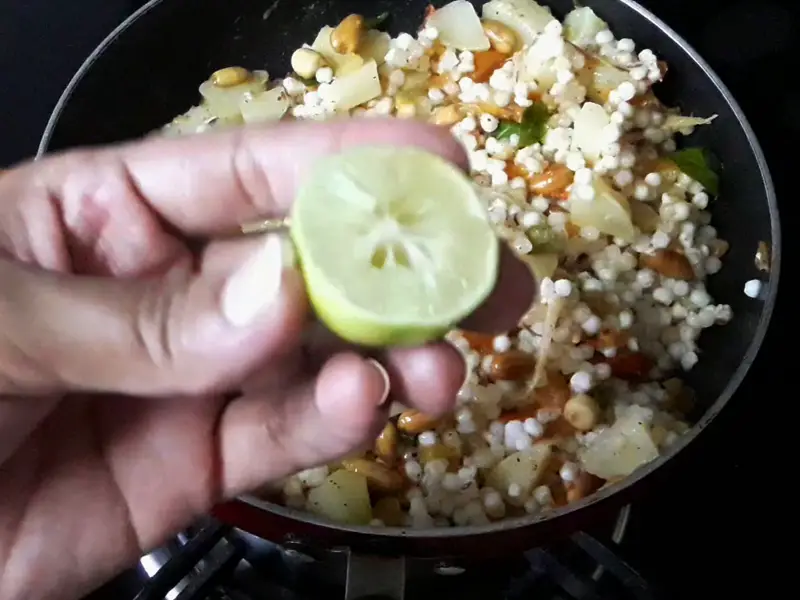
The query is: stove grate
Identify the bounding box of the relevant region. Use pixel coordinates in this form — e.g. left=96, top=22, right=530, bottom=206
left=135, top=516, right=661, bottom=600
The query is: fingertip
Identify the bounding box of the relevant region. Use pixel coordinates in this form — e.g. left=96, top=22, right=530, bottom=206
left=384, top=343, right=464, bottom=417
left=364, top=358, right=392, bottom=406
left=315, top=353, right=390, bottom=432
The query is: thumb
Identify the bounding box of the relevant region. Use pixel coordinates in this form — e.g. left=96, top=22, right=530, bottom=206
left=0, top=234, right=308, bottom=396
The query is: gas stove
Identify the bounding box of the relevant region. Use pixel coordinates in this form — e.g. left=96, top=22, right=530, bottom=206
left=128, top=507, right=658, bottom=600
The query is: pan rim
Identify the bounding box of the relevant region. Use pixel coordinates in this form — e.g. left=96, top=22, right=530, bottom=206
left=37, top=0, right=781, bottom=539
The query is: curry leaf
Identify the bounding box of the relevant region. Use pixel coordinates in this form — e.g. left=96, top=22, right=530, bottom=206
left=669, top=147, right=720, bottom=196
left=495, top=121, right=523, bottom=141
left=495, top=102, right=551, bottom=148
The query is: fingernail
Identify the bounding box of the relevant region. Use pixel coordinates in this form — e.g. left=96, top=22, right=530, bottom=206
left=366, top=359, right=391, bottom=406
left=222, top=234, right=290, bottom=327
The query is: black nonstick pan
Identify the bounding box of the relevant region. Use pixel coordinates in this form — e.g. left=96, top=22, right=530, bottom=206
left=38, top=0, right=780, bottom=593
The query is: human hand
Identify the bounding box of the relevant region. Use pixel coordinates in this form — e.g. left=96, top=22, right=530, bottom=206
left=0, top=119, right=534, bottom=600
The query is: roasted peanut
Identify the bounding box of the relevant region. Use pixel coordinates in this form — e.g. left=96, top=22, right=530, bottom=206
left=603, top=350, right=653, bottom=381
left=566, top=471, right=602, bottom=503
left=394, top=93, right=417, bottom=119
left=629, top=198, right=660, bottom=233
left=563, top=394, right=600, bottom=431
left=582, top=293, right=617, bottom=318
left=529, top=164, right=574, bottom=197
left=541, top=468, right=568, bottom=507
left=372, top=497, right=405, bottom=526
left=341, top=458, right=405, bottom=493
left=630, top=90, right=662, bottom=109
left=397, top=410, right=440, bottom=434
left=504, top=160, right=527, bottom=182
left=429, top=104, right=462, bottom=126
left=331, top=14, right=365, bottom=54
left=290, top=47, right=328, bottom=79
left=374, top=422, right=398, bottom=465
left=328, top=450, right=366, bottom=472
left=708, top=239, right=729, bottom=258
left=499, top=377, right=569, bottom=424
left=755, top=241, right=770, bottom=272
left=533, top=371, right=570, bottom=409
left=457, top=330, right=495, bottom=354
left=649, top=425, right=669, bottom=447
left=473, top=101, right=524, bottom=122
left=426, top=41, right=447, bottom=62
left=564, top=221, right=581, bottom=239
left=210, top=66, right=251, bottom=88
left=471, top=49, right=509, bottom=83
left=544, top=416, right=577, bottom=439
left=488, top=350, right=536, bottom=381
left=497, top=404, right=538, bottom=424
left=587, top=330, right=629, bottom=351
left=481, top=19, right=518, bottom=54
left=640, top=249, right=695, bottom=280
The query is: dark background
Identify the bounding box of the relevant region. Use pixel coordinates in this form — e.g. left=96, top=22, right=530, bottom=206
left=0, top=0, right=793, bottom=597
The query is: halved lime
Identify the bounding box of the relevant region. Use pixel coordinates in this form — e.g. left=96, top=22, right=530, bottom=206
left=290, top=145, right=500, bottom=347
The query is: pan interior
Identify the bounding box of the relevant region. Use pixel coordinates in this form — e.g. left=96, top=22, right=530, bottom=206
left=40, top=0, right=779, bottom=537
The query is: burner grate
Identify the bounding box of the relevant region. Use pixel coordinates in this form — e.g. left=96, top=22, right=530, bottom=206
left=503, top=538, right=658, bottom=600
left=135, top=509, right=660, bottom=600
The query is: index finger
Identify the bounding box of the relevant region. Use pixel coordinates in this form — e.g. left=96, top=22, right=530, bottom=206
left=40, top=119, right=468, bottom=236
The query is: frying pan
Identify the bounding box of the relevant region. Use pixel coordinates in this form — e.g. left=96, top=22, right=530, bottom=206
left=38, top=0, right=780, bottom=596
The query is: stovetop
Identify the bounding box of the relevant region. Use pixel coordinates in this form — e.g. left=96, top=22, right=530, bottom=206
left=128, top=508, right=658, bottom=600
left=0, top=0, right=792, bottom=599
